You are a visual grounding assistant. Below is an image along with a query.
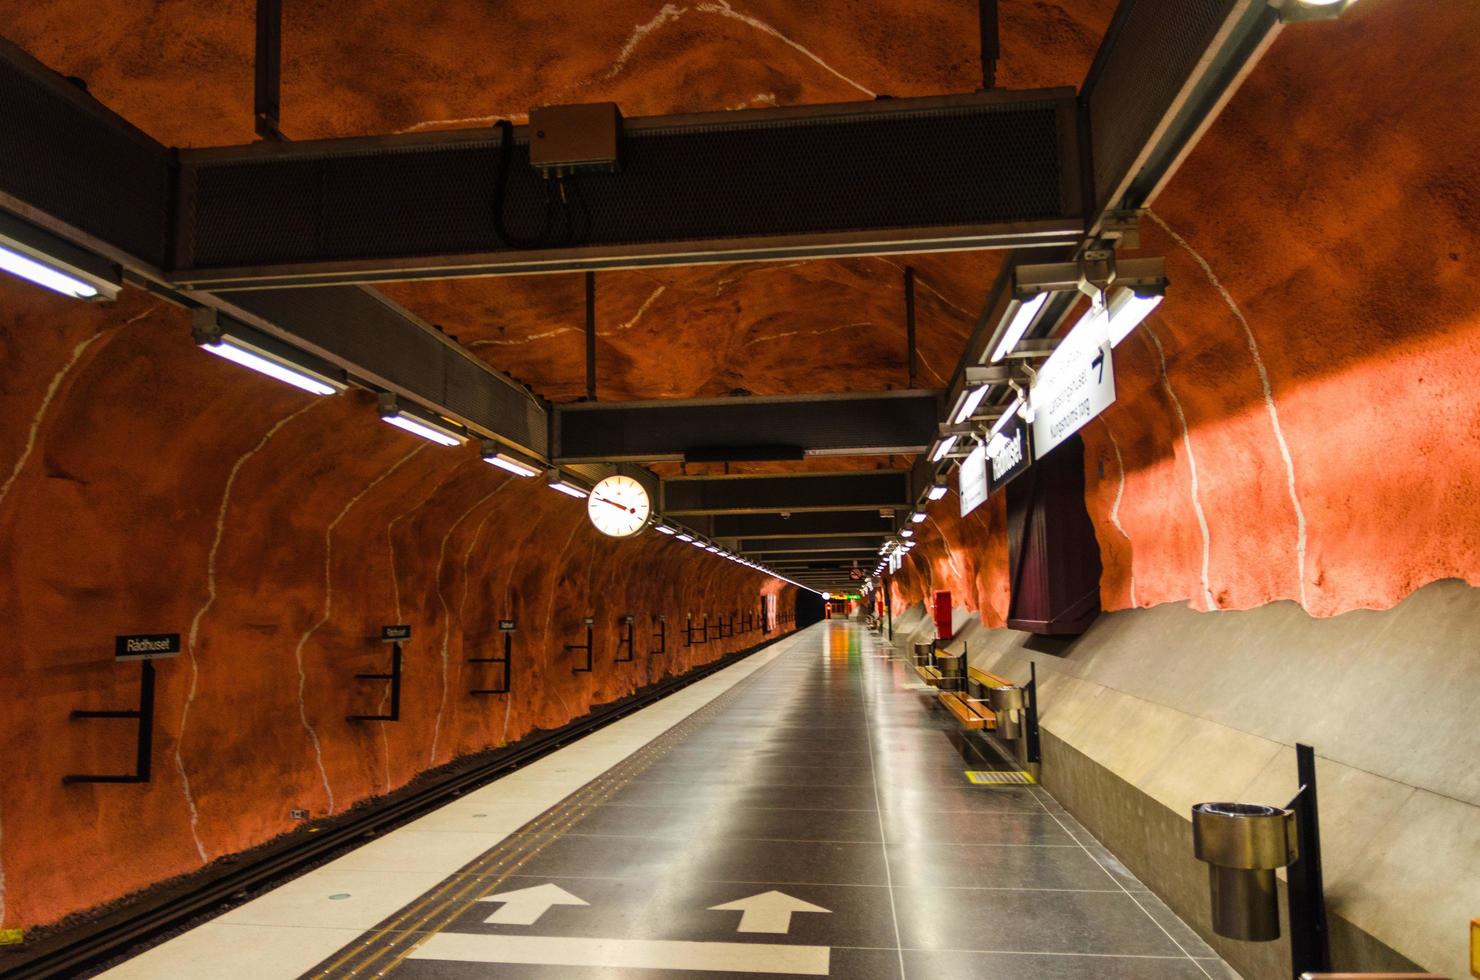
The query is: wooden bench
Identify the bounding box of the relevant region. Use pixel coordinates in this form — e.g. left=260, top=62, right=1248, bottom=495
left=938, top=690, right=997, bottom=730
left=968, top=666, right=1014, bottom=691
left=913, top=664, right=943, bottom=686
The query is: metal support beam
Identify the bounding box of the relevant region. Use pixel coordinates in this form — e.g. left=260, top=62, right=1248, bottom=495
left=254, top=0, right=284, bottom=141
left=710, top=511, right=895, bottom=539
left=164, top=89, right=1081, bottom=288
left=216, top=286, right=550, bottom=458
left=904, top=267, right=917, bottom=388
left=979, top=0, right=1000, bottom=91
left=556, top=390, right=939, bottom=464
left=739, top=536, right=884, bottom=555
left=662, top=471, right=910, bottom=516
left=584, top=271, right=597, bottom=401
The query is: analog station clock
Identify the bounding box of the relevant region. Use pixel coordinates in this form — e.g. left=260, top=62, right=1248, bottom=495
left=586, top=474, right=651, bottom=537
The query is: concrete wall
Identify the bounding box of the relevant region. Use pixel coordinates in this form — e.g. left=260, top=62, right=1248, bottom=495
left=891, top=582, right=1479, bottom=979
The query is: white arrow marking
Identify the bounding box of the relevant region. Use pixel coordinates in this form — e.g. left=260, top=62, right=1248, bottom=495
left=411, top=934, right=830, bottom=975
left=478, top=883, right=589, bottom=925
left=707, top=890, right=831, bottom=934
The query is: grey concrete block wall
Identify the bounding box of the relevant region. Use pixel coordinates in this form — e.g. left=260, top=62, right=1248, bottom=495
left=890, top=579, right=1479, bottom=978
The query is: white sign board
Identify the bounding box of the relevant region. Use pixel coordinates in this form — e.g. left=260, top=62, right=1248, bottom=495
left=1031, top=314, right=1115, bottom=458
left=958, top=442, right=988, bottom=517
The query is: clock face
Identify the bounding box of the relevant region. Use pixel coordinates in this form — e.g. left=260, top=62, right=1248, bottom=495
left=587, top=475, right=651, bottom=537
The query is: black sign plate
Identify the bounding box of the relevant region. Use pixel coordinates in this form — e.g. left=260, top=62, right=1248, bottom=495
left=381, top=625, right=412, bottom=642
left=115, top=633, right=181, bottom=661
left=987, top=414, right=1033, bottom=495
left=622, top=615, right=635, bottom=624
left=498, top=619, right=517, bottom=632
left=582, top=617, right=595, bottom=626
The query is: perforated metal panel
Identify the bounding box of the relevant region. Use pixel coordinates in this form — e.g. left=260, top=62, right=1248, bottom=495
left=180, top=94, right=1075, bottom=272
left=0, top=41, right=173, bottom=267
left=1083, top=0, right=1239, bottom=213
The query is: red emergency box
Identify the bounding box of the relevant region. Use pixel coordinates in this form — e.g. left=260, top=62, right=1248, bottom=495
left=932, top=590, right=953, bottom=640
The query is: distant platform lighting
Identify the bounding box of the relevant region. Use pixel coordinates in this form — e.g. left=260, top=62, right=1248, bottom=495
left=656, top=525, right=678, bottom=535
left=910, top=512, right=927, bottom=524
left=379, top=394, right=466, bottom=447
left=0, top=213, right=120, bottom=301
left=676, top=533, right=694, bottom=542
left=927, top=483, right=949, bottom=501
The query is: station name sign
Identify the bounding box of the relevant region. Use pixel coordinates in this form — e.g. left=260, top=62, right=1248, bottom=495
left=498, top=619, right=517, bottom=632
left=1031, top=315, right=1115, bottom=458
left=381, top=625, right=412, bottom=642
left=115, top=633, right=181, bottom=661
left=987, top=414, right=1032, bottom=494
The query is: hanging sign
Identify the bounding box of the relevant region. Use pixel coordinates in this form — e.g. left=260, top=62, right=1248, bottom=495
left=115, top=633, right=180, bottom=661
left=582, top=616, right=595, bottom=626
left=958, top=442, right=989, bottom=517
left=381, top=625, right=412, bottom=642
left=498, top=619, right=517, bottom=632
left=986, top=413, right=1032, bottom=494
left=1031, top=314, right=1115, bottom=458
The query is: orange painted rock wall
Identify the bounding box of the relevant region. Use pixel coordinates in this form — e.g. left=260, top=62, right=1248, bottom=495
left=894, top=1, right=1480, bottom=624
left=0, top=280, right=792, bottom=929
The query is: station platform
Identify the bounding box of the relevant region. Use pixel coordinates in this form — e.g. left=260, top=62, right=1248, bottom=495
left=103, top=622, right=1236, bottom=979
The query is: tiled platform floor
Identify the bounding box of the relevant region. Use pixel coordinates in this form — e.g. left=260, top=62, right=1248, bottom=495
left=105, top=622, right=1237, bottom=979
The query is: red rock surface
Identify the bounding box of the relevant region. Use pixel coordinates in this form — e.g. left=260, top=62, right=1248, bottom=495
left=893, top=1, right=1480, bottom=623
left=5, top=0, right=1478, bottom=938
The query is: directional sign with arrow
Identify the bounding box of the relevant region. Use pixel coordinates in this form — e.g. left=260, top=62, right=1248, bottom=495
left=708, top=890, right=832, bottom=934
left=479, top=883, right=589, bottom=926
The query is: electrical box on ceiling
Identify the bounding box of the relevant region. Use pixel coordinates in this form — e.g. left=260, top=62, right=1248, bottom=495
left=528, top=103, right=622, bottom=179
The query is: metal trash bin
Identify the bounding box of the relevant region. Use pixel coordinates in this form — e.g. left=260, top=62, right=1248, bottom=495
left=1191, top=802, right=1298, bottom=941
left=987, top=685, right=1025, bottom=739
left=912, top=642, right=934, bottom=666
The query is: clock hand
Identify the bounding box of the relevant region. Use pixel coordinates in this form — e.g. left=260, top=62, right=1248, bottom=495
left=593, top=496, right=634, bottom=513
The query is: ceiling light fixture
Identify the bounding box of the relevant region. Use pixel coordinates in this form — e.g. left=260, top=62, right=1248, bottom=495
left=910, top=512, right=927, bottom=524
left=0, top=212, right=120, bottom=301
left=989, top=293, right=1049, bottom=363
left=930, top=436, right=957, bottom=463
left=927, top=484, right=949, bottom=501
left=951, top=383, right=992, bottom=425
left=546, top=471, right=590, bottom=498
left=194, top=310, right=345, bottom=397
left=480, top=443, right=541, bottom=477
left=379, top=394, right=466, bottom=447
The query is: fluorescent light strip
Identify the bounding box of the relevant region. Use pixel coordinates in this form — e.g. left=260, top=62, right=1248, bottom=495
left=0, top=243, right=100, bottom=299
left=952, top=384, right=991, bottom=425
left=900, top=529, right=914, bottom=538
left=676, top=533, right=694, bottom=542
left=202, top=339, right=341, bottom=397
left=483, top=453, right=540, bottom=477
left=547, top=479, right=588, bottom=498
left=990, top=292, right=1049, bottom=363
left=656, top=525, right=677, bottom=535
left=690, top=539, right=707, bottom=548
left=930, top=436, right=957, bottom=463
left=1107, top=290, right=1164, bottom=348
left=910, top=512, right=927, bottom=524
left=383, top=413, right=464, bottom=447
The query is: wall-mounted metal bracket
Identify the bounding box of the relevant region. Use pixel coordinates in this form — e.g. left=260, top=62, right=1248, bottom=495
left=615, top=615, right=636, bottom=663
left=349, top=641, right=403, bottom=721
left=63, top=661, right=157, bottom=784
left=567, top=619, right=595, bottom=673
left=469, top=626, right=513, bottom=696
left=1013, top=256, right=1166, bottom=299
left=649, top=615, right=667, bottom=656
